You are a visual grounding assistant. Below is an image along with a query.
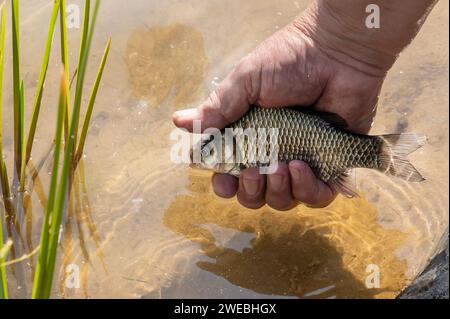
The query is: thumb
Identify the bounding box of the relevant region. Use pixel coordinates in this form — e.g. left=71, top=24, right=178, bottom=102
left=172, top=61, right=255, bottom=132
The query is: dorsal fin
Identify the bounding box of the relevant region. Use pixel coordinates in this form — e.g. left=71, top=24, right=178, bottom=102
left=288, top=106, right=349, bottom=129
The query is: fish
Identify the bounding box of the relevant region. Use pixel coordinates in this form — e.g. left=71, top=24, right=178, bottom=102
left=190, top=106, right=426, bottom=197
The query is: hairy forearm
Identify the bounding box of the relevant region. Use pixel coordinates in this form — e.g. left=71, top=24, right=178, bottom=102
left=293, top=0, right=438, bottom=76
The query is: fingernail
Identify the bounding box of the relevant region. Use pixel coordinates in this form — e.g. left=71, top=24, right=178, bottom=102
left=269, top=174, right=284, bottom=190
left=174, top=108, right=198, bottom=119
left=243, top=178, right=260, bottom=196
left=289, top=165, right=301, bottom=181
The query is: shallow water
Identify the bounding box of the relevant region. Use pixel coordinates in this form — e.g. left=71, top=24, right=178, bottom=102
left=1, top=0, right=448, bottom=298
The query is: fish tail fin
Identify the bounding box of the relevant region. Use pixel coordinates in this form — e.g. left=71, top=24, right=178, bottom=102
left=377, top=133, right=426, bottom=182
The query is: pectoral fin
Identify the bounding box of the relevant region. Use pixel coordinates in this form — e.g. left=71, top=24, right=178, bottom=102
left=329, top=170, right=359, bottom=198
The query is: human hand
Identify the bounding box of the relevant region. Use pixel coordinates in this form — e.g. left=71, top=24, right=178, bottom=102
left=173, top=7, right=384, bottom=210
left=172, top=0, right=434, bottom=210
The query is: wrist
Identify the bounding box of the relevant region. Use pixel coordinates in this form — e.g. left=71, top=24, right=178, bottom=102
left=291, top=0, right=436, bottom=77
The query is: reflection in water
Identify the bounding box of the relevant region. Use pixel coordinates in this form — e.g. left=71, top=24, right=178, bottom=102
left=125, top=24, right=208, bottom=106
left=59, top=161, right=107, bottom=298
left=3, top=154, right=105, bottom=298
left=162, top=173, right=408, bottom=298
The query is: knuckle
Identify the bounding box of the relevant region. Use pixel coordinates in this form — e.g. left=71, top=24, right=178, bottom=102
left=206, top=89, right=222, bottom=111
left=234, top=56, right=257, bottom=77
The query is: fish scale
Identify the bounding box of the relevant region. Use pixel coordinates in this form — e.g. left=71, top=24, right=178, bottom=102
left=227, top=106, right=384, bottom=184
left=195, top=106, right=426, bottom=197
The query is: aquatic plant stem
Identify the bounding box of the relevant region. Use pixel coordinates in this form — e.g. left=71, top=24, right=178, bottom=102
left=38, top=0, right=103, bottom=298
left=0, top=0, right=108, bottom=299
left=0, top=1, right=10, bottom=219
left=71, top=0, right=91, bottom=153
left=75, top=38, right=111, bottom=163
left=0, top=1, right=5, bottom=163
left=25, top=0, right=61, bottom=165
left=0, top=1, right=7, bottom=299
left=18, top=81, right=25, bottom=191
left=60, top=0, right=71, bottom=141
left=11, top=0, right=22, bottom=180
left=32, top=69, right=67, bottom=299
left=0, top=212, right=6, bottom=299
left=72, top=0, right=101, bottom=156
left=0, top=1, right=7, bottom=198
left=41, top=72, right=77, bottom=298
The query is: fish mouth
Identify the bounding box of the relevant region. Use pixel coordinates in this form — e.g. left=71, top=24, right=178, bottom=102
left=189, top=162, right=201, bottom=169
left=189, top=147, right=202, bottom=169
left=189, top=161, right=210, bottom=173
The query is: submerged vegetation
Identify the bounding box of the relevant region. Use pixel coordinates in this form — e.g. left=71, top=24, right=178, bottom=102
left=0, top=0, right=111, bottom=299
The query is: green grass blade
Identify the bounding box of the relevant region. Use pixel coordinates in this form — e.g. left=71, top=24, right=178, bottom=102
left=25, top=0, right=60, bottom=165
left=0, top=1, right=5, bottom=162
left=0, top=162, right=10, bottom=204
left=20, top=80, right=24, bottom=139
left=0, top=1, right=7, bottom=300
left=75, top=38, right=111, bottom=163
left=0, top=238, right=12, bottom=260
left=0, top=2, right=7, bottom=299
left=40, top=74, right=73, bottom=298
left=85, top=0, right=100, bottom=57
left=0, top=1, right=5, bottom=153
left=71, top=0, right=91, bottom=149
left=31, top=69, right=67, bottom=299
left=72, top=0, right=101, bottom=151
left=18, top=81, right=25, bottom=191
left=60, top=0, right=70, bottom=141
left=0, top=201, right=9, bottom=299
left=41, top=0, right=102, bottom=297
left=0, top=2, right=10, bottom=201
left=11, top=0, right=22, bottom=179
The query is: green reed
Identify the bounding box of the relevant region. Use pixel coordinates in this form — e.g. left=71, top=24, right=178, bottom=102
left=59, top=0, right=70, bottom=140
left=76, top=38, right=111, bottom=163
left=11, top=0, right=21, bottom=179
left=0, top=1, right=7, bottom=300
left=32, top=68, right=67, bottom=299
left=0, top=0, right=111, bottom=299
left=24, top=0, right=60, bottom=166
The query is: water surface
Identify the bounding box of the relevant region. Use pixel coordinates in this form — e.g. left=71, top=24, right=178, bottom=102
left=1, top=0, right=448, bottom=298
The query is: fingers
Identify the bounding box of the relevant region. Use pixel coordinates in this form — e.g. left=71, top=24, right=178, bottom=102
left=212, top=173, right=238, bottom=198
left=212, top=162, right=336, bottom=209
left=236, top=168, right=266, bottom=209
left=288, top=160, right=336, bottom=207
left=265, top=163, right=296, bottom=211
left=172, top=59, right=256, bottom=132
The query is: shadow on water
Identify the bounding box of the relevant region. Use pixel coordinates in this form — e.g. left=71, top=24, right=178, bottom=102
left=157, top=174, right=408, bottom=299
left=58, top=160, right=107, bottom=298
left=195, top=226, right=375, bottom=299
left=125, top=23, right=208, bottom=107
